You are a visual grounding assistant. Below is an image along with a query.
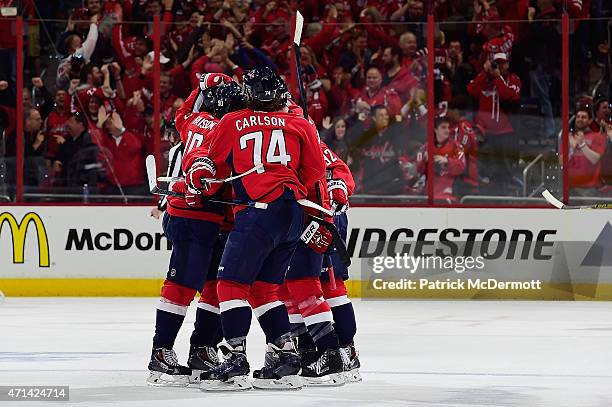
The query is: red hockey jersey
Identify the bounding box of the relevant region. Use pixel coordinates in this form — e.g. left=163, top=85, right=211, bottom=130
left=167, top=88, right=227, bottom=224
left=467, top=71, right=521, bottom=135
left=416, top=138, right=466, bottom=202
left=321, top=141, right=355, bottom=197
left=568, top=131, right=607, bottom=188
left=184, top=108, right=326, bottom=206
left=451, top=119, right=479, bottom=187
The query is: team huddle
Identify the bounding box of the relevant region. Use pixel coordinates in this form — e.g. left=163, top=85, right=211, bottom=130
left=147, top=67, right=360, bottom=391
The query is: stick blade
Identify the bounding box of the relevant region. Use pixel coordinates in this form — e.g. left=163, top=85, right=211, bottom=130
left=542, top=189, right=564, bottom=209
left=293, top=11, right=304, bottom=45
left=145, top=155, right=158, bottom=193
left=298, top=199, right=334, bottom=217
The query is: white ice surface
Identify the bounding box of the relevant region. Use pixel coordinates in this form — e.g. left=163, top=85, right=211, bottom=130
left=1, top=298, right=612, bottom=407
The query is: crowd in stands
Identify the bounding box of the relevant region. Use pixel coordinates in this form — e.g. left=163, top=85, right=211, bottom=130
left=0, top=0, right=610, bottom=203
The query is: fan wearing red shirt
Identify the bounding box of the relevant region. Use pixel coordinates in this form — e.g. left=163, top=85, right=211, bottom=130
left=568, top=107, right=607, bottom=196
left=447, top=99, right=480, bottom=192
left=99, top=112, right=146, bottom=194
left=381, top=45, right=420, bottom=102
left=467, top=52, right=520, bottom=194
left=44, top=90, right=71, bottom=161
left=183, top=67, right=328, bottom=390
left=416, top=116, right=466, bottom=203
left=355, top=67, right=402, bottom=118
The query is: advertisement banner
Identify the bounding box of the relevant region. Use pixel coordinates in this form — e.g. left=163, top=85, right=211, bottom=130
left=0, top=206, right=610, bottom=299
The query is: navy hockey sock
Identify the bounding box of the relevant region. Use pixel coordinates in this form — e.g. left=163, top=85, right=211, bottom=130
left=290, top=322, right=308, bottom=338
left=330, top=303, right=357, bottom=347
left=153, top=309, right=186, bottom=349
left=255, top=303, right=292, bottom=344
left=251, top=281, right=291, bottom=344
left=153, top=281, right=196, bottom=349
left=306, top=321, right=340, bottom=350
left=220, top=306, right=251, bottom=346
left=297, top=330, right=316, bottom=349
left=218, top=280, right=252, bottom=346
left=190, top=305, right=222, bottom=347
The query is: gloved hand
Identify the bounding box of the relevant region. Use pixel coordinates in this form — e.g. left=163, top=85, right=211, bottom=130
left=199, top=73, right=233, bottom=91
left=328, top=179, right=349, bottom=214
left=300, top=220, right=333, bottom=254
left=186, top=157, right=216, bottom=193
left=171, top=180, right=203, bottom=208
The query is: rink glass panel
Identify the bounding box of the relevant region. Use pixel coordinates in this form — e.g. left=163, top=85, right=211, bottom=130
left=435, top=19, right=563, bottom=206
left=3, top=15, right=609, bottom=207
left=343, top=22, right=429, bottom=205
left=568, top=17, right=612, bottom=207
left=0, top=16, right=17, bottom=204
left=14, top=19, right=155, bottom=204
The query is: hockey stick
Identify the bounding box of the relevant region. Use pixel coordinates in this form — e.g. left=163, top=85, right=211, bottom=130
left=292, top=11, right=308, bottom=120
left=156, top=163, right=263, bottom=183
left=145, top=155, right=268, bottom=209
left=297, top=198, right=334, bottom=217
left=291, top=11, right=350, bottom=268
left=542, top=189, right=612, bottom=210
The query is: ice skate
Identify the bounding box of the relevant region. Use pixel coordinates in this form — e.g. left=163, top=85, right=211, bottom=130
left=147, top=348, right=191, bottom=387
left=199, top=342, right=252, bottom=391
left=187, top=345, right=220, bottom=385
left=252, top=342, right=303, bottom=390
left=301, top=348, right=346, bottom=387
left=341, top=343, right=362, bottom=383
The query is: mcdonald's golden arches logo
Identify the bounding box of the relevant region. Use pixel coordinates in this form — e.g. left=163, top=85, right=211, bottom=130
left=0, top=212, right=50, bottom=267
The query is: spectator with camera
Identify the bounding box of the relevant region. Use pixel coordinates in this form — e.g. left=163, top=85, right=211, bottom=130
left=416, top=116, right=466, bottom=203
left=467, top=52, right=521, bottom=194
left=57, top=17, right=100, bottom=90
left=568, top=106, right=607, bottom=196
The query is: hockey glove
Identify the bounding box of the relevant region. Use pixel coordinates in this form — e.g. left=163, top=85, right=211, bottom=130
left=187, top=157, right=216, bottom=193
left=199, top=73, right=233, bottom=91
left=171, top=180, right=203, bottom=208
left=328, top=179, right=349, bottom=214
left=300, top=220, right=333, bottom=254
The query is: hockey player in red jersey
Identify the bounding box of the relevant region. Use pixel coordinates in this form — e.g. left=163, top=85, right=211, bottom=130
left=416, top=117, right=467, bottom=203
left=147, top=73, right=241, bottom=387
left=183, top=66, right=326, bottom=391
left=320, top=142, right=361, bottom=382
left=277, top=135, right=346, bottom=386
left=279, top=138, right=361, bottom=385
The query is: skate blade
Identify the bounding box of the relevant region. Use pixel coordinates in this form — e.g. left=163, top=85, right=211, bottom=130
left=146, top=371, right=190, bottom=387
left=200, top=375, right=252, bottom=392
left=345, top=368, right=362, bottom=383
left=253, top=375, right=303, bottom=390
left=188, top=369, right=203, bottom=386
left=302, top=372, right=346, bottom=387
